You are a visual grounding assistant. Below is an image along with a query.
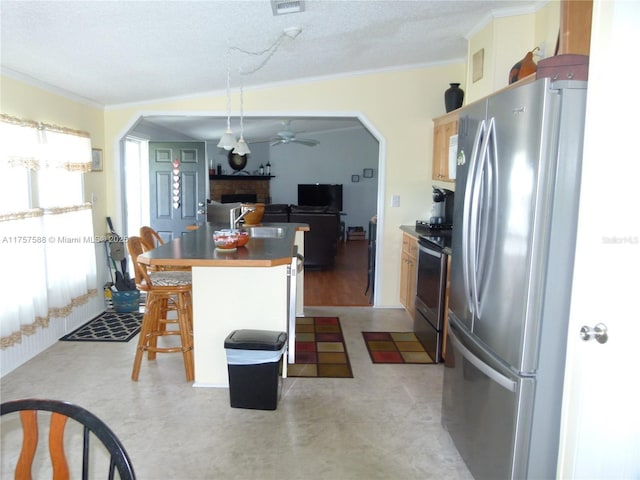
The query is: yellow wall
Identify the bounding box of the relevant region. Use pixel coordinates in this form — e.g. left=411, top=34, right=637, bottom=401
left=465, top=2, right=561, bottom=104
left=0, top=75, right=106, bottom=234
left=104, top=64, right=465, bottom=307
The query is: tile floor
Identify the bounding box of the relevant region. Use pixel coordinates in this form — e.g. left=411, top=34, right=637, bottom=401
left=1, top=306, right=472, bottom=479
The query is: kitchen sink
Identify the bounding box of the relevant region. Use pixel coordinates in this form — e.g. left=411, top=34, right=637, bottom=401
left=244, top=226, right=286, bottom=238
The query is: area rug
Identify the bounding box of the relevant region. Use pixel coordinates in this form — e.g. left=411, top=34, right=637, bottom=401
left=287, top=317, right=353, bottom=378
left=60, top=310, right=143, bottom=343
left=362, top=332, right=435, bottom=364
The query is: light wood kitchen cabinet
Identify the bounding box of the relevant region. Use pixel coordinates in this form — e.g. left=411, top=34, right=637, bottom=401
left=400, top=232, right=418, bottom=319
left=559, top=0, right=592, bottom=56
left=432, top=111, right=459, bottom=182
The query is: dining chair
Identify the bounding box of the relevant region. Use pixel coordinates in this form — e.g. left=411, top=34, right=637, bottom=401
left=1, top=398, right=136, bottom=480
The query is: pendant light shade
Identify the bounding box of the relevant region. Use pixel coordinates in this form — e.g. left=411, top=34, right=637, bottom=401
left=217, top=128, right=238, bottom=150
left=234, top=137, right=251, bottom=155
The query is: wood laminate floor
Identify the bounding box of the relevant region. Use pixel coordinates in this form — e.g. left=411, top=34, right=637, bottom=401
left=304, top=239, right=372, bottom=306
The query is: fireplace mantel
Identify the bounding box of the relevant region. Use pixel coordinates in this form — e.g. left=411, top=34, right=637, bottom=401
left=209, top=175, right=275, bottom=180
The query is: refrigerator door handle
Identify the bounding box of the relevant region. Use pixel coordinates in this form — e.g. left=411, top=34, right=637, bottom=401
left=449, top=326, right=517, bottom=393
left=462, top=119, right=486, bottom=316
left=474, top=117, right=499, bottom=314
left=469, top=117, right=494, bottom=316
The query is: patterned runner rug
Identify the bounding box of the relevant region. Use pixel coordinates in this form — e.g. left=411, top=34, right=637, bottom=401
left=60, top=310, right=143, bottom=342
left=362, top=332, right=435, bottom=364
left=287, top=317, right=353, bottom=378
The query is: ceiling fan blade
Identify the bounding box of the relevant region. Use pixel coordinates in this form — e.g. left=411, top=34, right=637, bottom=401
left=292, top=138, right=319, bottom=146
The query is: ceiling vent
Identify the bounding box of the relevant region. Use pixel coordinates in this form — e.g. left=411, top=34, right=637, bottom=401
left=271, top=0, right=305, bottom=16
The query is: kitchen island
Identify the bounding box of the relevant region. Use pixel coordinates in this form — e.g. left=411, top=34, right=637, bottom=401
left=138, top=222, right=308, bottom=387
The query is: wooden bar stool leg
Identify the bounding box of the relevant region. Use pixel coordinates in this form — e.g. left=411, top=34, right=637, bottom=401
left=146, top=295, right=163, bottom=361
left=177, top=292, right=194, bottom=382
left=132, top=293, right=158, bottom=381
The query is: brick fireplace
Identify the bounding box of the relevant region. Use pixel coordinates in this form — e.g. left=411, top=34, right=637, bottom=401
left=209, top=175, right=272, bottom=204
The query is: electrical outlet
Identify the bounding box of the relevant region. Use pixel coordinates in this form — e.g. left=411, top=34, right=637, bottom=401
left=391, top=195, right=400, bottom=208
left=538, top=41, right=546, bottom=59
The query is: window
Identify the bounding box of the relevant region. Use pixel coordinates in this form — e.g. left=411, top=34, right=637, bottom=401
left=0, top=115, right=97, bottom=348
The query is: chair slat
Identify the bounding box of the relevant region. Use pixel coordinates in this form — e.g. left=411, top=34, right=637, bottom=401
left=49, top=412, right=70, bottom=479
left=16, top=410, right=38, bottom=480
left=82, top=425, right=91, bottom=480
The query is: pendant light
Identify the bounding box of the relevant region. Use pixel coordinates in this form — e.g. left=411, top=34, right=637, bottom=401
left=219, top=27, right=302, bottom=151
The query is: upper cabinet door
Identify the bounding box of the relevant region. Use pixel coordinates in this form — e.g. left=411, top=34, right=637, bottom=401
left=432, top=111, right=459, bottom=183
left=559, top=0, right=593, bottom=55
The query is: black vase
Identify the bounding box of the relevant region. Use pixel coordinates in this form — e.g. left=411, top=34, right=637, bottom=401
left=444, top=83, right=464, bottom=112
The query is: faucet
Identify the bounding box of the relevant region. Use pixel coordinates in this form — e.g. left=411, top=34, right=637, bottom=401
left=229, top=205, right=255, bottom=229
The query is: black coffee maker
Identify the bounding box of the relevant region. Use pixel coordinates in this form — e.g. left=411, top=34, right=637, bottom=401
left=429, top=187, right=454, bottom=227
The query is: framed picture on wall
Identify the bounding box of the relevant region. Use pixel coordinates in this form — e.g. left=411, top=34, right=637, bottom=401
left=351, top=174, right=360, bottom=182
left=91, top=148, right=103, bottom=172
left=363, top=168, right=374, bottom=178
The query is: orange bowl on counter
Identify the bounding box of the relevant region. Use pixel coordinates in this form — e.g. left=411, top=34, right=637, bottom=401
left=235, top=230, right=250, bottom=247
left=213, top=230, right=239, bottom=251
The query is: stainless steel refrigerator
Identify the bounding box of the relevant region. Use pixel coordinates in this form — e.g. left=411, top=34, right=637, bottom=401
left=441, top=77, right=587, bottom=479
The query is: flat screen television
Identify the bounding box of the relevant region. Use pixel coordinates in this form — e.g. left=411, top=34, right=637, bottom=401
left=298, top=184, right=343, bottom=211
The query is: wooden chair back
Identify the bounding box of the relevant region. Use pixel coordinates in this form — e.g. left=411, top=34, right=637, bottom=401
left=1, top=398, right=135, bottom=480
left=139, top=226, right=163, bottom=249
left=126, top=236, right=153, bottom=288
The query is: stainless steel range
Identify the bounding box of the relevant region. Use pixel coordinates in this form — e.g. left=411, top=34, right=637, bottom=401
left=414, top=229, right=451, bottom=363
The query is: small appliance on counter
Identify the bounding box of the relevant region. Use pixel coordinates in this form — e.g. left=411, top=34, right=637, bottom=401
left=416, top=187, right=455, bottom=232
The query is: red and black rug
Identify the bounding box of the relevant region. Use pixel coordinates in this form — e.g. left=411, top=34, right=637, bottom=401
left=287, top=317, right=353, bottom=378
left=362, top=332, right=435, bottom=364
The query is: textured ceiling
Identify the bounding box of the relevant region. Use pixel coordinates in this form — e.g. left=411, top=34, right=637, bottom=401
left=1, top=0, right=540, bottom=142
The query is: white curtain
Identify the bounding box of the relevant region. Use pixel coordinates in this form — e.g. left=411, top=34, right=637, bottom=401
left=0, top=114, right=97, bottom=349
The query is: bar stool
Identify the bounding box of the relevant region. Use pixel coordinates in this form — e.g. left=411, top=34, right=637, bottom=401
left=139, top=226, right=163, bottom=248
left=127, top=236, right=194, bottom=382
left=139, top=226, right=190, bottom=272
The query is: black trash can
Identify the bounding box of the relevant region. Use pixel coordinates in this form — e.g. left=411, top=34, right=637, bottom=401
left=224, top=329, right=287, bottom=410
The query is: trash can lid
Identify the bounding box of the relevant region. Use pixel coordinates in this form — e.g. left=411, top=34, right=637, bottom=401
left=224, top=329, right=287, bottom=350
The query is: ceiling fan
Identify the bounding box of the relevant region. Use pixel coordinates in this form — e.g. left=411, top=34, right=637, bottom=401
left=270, top=121, right=319, bottom=147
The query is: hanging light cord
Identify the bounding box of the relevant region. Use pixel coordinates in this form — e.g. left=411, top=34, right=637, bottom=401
left=239, top=74, right=245, bottom=135
left=229, top=30, right=288, bottom=76
left=224, top=52, right=232, bottom=130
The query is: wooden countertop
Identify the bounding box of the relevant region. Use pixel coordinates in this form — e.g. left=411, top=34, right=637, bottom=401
left=138, top=222, right=309, bottom=268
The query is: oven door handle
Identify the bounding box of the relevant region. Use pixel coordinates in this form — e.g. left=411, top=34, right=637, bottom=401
left=418, top=243, right=441, bottom=257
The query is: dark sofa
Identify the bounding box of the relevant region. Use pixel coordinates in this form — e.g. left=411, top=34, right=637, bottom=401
left=263, top=204, right=340, bottom=269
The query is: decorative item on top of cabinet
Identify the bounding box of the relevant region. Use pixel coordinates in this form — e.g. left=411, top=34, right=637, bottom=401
left=509, top=47, right=539, bottom=84
left=399, top=232, right=418, bottom=320
left=444, top=83, right=464, bottom=112
left=432, top=111, right=459, bottom=183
